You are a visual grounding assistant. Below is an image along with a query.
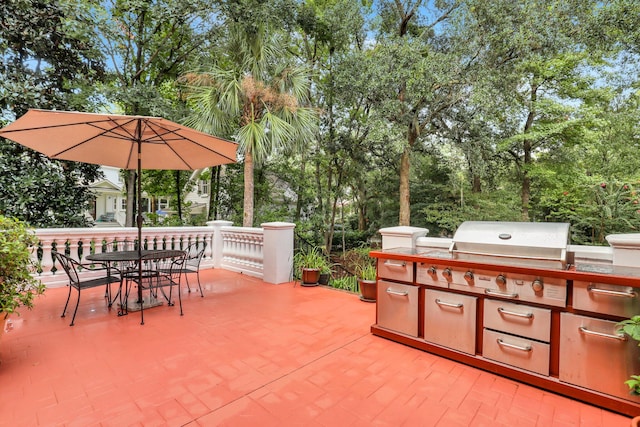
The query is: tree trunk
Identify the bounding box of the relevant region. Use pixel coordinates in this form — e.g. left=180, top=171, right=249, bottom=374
left=399, top=144, right=411, bottom=226
left=243, top=149, right=254, bottom=227
left=208, top=165, right=220, bottom=221
left=521, top=83, right=538, bottom=222
left=175, top=170, right=182, bottom=221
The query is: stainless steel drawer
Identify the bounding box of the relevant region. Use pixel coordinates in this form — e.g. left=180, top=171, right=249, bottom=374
left=424, top=289, right=476, bottom=354
left=376, top=280, right=419, bottom=337
left=559, top=313, right=640, bottom=402
left=573, top=280, right=640, bottom=318
left=377, top=259, right=413, bottom=283
left=483, top=329, right=550, bottom=376
left=484, top=299, right=551, bottom=342
left=416, top=263, right=449, bottom=288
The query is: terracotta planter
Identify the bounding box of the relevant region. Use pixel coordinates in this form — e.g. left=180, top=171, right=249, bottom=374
left=359, top=279, right=377, bottom=302
left=301, top=268, right=321, bottom=286
left=631, top=415, right=640, bottom=427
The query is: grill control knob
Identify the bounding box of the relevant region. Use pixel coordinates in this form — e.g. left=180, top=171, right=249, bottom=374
left=427, top=266, right=437, bottom=277
left=495, top=274, right=507, bottom=286
left=442, top=268, right=452, bottom=281
left=531, top=279, right=544, bottom=293
left=464, top=271, right=474, bottom=285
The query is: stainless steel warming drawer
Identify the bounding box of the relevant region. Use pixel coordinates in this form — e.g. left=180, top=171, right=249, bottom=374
left=377, top=280, right=419, bottom=337
left=559, top=313, right=640, bottom=402
left=424, top=289, right=477, bottom=355
left=483, top=329, right=550, bottom=376
left=573, top=280, right=640, bottom=318
left=484, top=299, right=551, bottom=342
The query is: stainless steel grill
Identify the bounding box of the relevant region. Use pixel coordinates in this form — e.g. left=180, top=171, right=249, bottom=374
left=450, top=221, right=571, bottom=270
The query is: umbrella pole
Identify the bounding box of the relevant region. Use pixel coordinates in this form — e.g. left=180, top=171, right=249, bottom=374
left=136, top=122, right=144, bottom=325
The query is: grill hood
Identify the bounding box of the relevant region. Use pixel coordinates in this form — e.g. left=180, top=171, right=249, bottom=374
left=450, top=221, right=571, bottom=269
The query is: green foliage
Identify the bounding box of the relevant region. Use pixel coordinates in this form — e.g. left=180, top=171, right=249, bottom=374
left=0, top=216, right=46, bottom=318
left=0, top=0, right=105, bottom=227
left=617, top=315, right=640, bottom=395
left=329, top=276, right=359, bottom=293
left=293, top=246, right=329, bottom=271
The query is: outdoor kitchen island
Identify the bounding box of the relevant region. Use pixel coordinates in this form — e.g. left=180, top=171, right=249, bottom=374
left=370, top=223, right=640, bottom=417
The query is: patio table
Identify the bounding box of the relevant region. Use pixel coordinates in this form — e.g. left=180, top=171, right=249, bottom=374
left=86, top=249, right=185, bottom=322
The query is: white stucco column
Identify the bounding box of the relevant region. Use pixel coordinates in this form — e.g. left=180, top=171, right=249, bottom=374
left=378, top=226, right=429, bottom=250
left=207, top=220, right=233, bottom=268
left=261, top=222, right=296, bottom=284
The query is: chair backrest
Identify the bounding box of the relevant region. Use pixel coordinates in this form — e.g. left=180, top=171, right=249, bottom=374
left=185, top=243, right=205, bottom=268
left=151, top=251, right=187, bottom=285
left=54, top=252, right=80, bottom=285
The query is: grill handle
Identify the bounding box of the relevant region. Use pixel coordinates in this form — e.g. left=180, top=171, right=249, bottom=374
left=587, top=285, right=636, bottom=299
left=383, top=260, right=407, bottom=268
left=496, top=339, right=532, bottom=352
left=485, top=289, right=518, bottom=299
left=451, top=248, right=566, bottom=264
left=435, top=299, right=463, bottom=309
left=579, top=326, right=627, bottom=341
left=497, top=307, right=533, bottom=319
left=385, top=288, right=409, bottom=297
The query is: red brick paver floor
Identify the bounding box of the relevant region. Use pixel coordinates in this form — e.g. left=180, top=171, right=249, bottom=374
left=0, top=269, right=632, bottom=426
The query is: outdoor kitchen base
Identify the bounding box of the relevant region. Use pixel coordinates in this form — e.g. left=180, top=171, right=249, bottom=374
left=371, top=221, right=640, bottom=417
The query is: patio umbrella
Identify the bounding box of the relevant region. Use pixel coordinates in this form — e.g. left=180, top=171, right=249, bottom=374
left=0, top=108, right=237, bottom=308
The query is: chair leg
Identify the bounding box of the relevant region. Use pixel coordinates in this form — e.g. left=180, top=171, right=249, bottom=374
left=61, top=285, right=73, bottom=318
left=69, top=288, right=81, bottom=326
left=195, top=271, right=204, bottom=297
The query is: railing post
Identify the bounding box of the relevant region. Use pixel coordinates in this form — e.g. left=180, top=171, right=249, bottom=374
left=261, top=222, right=295, bottom=284
left=207, top=220, right=233, bottom=268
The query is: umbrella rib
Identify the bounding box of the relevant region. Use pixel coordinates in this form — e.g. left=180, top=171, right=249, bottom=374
left=142, top=123, right=236, bottom=169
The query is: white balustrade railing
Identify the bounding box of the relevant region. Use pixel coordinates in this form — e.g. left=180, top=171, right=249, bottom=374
left=220, top=226, right=264, bottom=276
left=33, top=220, right=295, bottom=288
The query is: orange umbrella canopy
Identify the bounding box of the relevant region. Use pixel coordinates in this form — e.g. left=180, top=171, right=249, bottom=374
left=0, top=109, right=237, bottom=170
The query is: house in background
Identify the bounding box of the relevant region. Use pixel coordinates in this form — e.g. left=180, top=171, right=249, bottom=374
left=89, top=167, right=212, bottom=227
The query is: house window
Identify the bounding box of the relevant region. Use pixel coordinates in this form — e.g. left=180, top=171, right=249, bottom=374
left=158, top=198, right=169, bottom=210
left=198, top=180, right=209, bottom=195
left=121, top=199, right=127, bottom=210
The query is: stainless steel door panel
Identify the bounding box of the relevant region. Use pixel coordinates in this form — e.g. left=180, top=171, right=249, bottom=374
left=559, top=313, right=640, bottom=402
left=376, top=280, right=419, bottom=337
left=573, top=281, right=640, bottom=318
left=424, top=289, right=477, bottom=355
left=484, top=299, right=551, bottom=342
left=416, top=263, right=449, bottom=288
left=483, top=329, right=550, bottom=376
left=377, top=259, right=414, bottom=283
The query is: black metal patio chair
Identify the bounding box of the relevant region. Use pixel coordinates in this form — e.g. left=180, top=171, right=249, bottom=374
left=180, top=242, right=205, bottom=297
left=54, top=251, right=122, bottom=326
left=121, top=250, right=187, bottom=324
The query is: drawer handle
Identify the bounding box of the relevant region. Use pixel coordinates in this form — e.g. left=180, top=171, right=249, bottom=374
left=579, top=326, right=627, bottom=341
left=435, top=299, right=463, bottom=309
left=386, top=288, right=409, bottom=297
left=587, top=285, right=636, bottom=299
left=383, top=260, right=407, bottom=268
left=485, top=289, right=518, bottom=299
left=496, top=339, right=532, bottom=352
left=497, top=307, right=533, bottom=319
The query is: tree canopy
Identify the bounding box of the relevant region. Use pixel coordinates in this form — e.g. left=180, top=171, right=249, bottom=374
left=1, top=0, right=640, bottom=246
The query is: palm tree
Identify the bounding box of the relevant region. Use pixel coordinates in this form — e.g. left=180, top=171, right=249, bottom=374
left=182, top=23, right=318, bottom=227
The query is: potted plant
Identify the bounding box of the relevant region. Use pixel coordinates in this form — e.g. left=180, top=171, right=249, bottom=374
left=318, top=264, right=332, bottom=286
left=294, top=247, right=328, bottom=286
left=0, top=216, right=46, bottom=334
left=617, top=315, right=640, bottom=397
left=355, top=261, right=377, bottom=303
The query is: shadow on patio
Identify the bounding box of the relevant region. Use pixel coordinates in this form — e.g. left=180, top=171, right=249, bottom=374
left=0, top=269, right=632, bottom=426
